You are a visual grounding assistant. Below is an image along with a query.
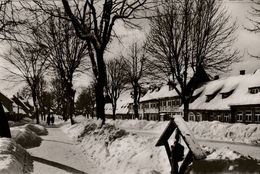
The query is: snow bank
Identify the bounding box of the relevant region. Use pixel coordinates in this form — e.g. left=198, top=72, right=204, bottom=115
left=108, top=119, right=260, bottom=145
left=23, top=124, right=48, bottom=136
left=62, top=119, right=170, bottom=174
left=11, top=126, right=42, bottom=149
left=191, top=146, right=260, bottom=173
left=63, top=119, right=260, bottom=174
left=188, top=121, right=260, bottom=145
left=8, top=117, right=33, bottom=127
left=0, top=138, right=33, bottom=174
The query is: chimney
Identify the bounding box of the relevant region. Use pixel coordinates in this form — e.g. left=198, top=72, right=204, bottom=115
left=214, top=75, right=219, bottom=80
left=240, top=70, right=245, bottom=75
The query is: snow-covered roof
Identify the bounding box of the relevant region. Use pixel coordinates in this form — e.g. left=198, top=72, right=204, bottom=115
left=13, top=104, right=26, bottom=114
left=190, top=69, right=260, bottom=110
left=3, top=105, right=9, bottom=113
left=108, top=68, right=260, bottom=112
left=105, top=90, right=132, bottom=115
left=140, top=85, right=179, bottom=102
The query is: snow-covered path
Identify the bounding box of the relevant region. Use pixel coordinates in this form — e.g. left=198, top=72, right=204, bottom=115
left=28, top=125, right=96, bottom=174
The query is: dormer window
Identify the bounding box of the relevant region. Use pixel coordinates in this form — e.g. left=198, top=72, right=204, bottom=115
left=206, top=88, right=222, bottom=102
left=249, top=87, right=260, bottom=94
left=169, top=85, right=174, bottom=91
left=221, top=90, right=234, bottom=99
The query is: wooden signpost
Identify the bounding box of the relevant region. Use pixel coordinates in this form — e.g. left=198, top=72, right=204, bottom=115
left=155, top=115, right=206, bottom=174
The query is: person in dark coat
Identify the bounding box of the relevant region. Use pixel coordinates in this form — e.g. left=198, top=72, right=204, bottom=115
left=51, top=115, right=55, bottom=125
left=47, top=114, right=50, bottom=125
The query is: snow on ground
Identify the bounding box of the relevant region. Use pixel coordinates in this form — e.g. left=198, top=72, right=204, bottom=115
left=0, top=138, right=33, bottom=174
left=28, top=125, right=97, bottom=174
left=24, top=124, right=48, bottom=136
left=11, top=126, right=42, bottom=149
left=9, top=117, right=33, bottom=127
left=105, top=119, right=260, bottom=145
left=62, top=117, right=260, bottom=174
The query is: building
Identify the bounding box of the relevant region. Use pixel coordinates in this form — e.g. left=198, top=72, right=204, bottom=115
left=189, top=69, right=260, bottom=124
left=0, top=92, right=28, bottom=121
left=129, top=85, right=182, bottom=121
left=106, top=69, right=260, bottom=124
left=105, top=90, right=132, bottom=119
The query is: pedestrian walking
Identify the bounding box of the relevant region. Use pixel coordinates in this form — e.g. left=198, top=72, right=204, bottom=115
left=51, top=115, right=55, bottom=125
left=47, top=114, right=50, bottom=125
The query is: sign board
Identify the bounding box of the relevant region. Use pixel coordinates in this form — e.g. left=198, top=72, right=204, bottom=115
left=173, top=115, right=206, bottom=160
left=156, top=115, right=206, bottom=160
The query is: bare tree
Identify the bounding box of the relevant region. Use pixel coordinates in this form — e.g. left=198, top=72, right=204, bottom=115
left=50, top=77, right=65, bottom=116
left=0, top=0, right=27, bottom=138
left=146, top=0, right=239, bottom=121
left=39, top=15, right=89, bottom=125
left=2, top=41, right=48, bottom=124
left=75, top=83, right=96, bottom=118
left=247, top=1, right=260, bottom=58
left=106, top=58, right=127, bottom=120
left=123, top=42, right=149, bottom=119
left=32, top=0, right=155, bottom=124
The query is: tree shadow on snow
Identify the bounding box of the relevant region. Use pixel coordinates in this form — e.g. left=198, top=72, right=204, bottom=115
left=42, top=139, right=75, bottom=145
left=32, top=156, right=88, bottom=174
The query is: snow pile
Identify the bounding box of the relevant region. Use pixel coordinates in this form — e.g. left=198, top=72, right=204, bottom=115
left=63, top=119, right=260, bottom=174
left=62, top=119, right=170, bottom=174
left=204, top=146, right=247, bottom=160
left=191, top=146, right=260, bottom=173
left=8, top=117, right=33, bottom=127
left=11, top=126, right=42, bottom=149
left=107, top=119, right=260, bottom=145
left=188, top=121, right=260, bottom=145
left=0, top=138, right=33, bottom=174
left=23, top=124, right=48, bottom=136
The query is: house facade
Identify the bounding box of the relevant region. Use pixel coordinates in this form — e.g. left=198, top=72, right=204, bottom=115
left=188, top=70, right=260, bottom=124
left=105, top=69, right=260, bottom=124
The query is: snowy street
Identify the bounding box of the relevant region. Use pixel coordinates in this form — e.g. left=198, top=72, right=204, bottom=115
left=28, top=125, right=96, bottom=174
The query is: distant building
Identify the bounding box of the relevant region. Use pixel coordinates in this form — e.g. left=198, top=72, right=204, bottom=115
left=0, top=92, right=28, bottom=121
left=189, top=69, right=260, bottom=124
left=105, top=69, right=260, bottom=124
left=105, top=91, right=132, bottom=119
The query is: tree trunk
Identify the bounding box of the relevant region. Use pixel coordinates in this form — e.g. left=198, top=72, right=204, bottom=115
left=95, top=50, right=106, bottom=125
left=183, top=100, right=189, bottom=121
left=32, top=93, right=40, bottom=124
left=67, top=83, right=75, bottom=125
left=133, top=85, right=139, bottom=119
left=0, top=102, right=11, bottom=138
left=112, top=102, right=116, bottom=120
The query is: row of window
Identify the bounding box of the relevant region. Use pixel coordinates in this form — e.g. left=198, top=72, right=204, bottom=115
left=138, top=99, right=181, bottom=109
left=160, top=99, right=181, bottom=107
left=236, top=110, right=260, bottom=122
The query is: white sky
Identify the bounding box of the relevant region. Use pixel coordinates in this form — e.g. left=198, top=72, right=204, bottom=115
left=106, top=0, right=260, bottom=77
left=1, top=0, right=260, bottom=96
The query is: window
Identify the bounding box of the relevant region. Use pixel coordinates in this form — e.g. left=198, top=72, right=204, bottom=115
left=237, top=111, right=243, bottom=122
left=163, top=101, right=166, bottom=107
left=224, top=113, right=230, bottom=122
left=245, top=110, right=252, bottom=122
left=255, top=110, right=260, bottom=122
left=189, top=112, right=195, bottom=121
left=169, top=85, right=174, bottom=91
left=151, top=103, right=157, bottom=108
left=144, top=103, right=149, bottom=109
left=196, top=113, right=202, bottom=121
left=249, top=87, right=260, bottom=94
left=168, top=101, right=172, bottom=106
left=217, top=113, right=222, bottom=121
left=175, top=99, right=180, bottom=106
